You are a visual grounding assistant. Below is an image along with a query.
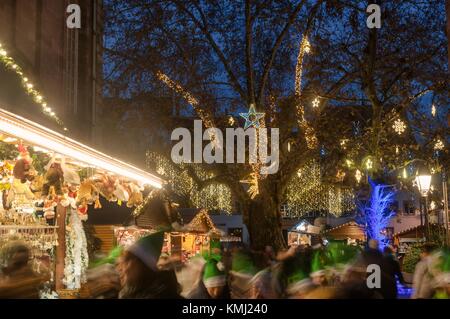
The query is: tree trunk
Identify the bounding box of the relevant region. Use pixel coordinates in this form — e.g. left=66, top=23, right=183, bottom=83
left=447, top=0, right=450, bottom=69
left=244, top=193, right=286, bottom=252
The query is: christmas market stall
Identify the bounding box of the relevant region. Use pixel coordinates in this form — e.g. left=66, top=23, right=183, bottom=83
left=0, top=108, right=163, bottom=297
left=323, top=221, right=366, bottom=245
left=172, top=209, right=223, bottom=262
left=393, top=224, right=447, bottom=254
left=287, top=220, right=321, bottom=246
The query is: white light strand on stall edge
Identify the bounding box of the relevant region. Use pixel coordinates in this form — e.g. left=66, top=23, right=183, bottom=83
left=0, top=108, right=162, bottom=188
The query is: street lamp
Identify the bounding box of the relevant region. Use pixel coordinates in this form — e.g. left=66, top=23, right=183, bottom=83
left=415, top=166, right=432, bottom=197
left=415, top=165, right=432, bottom=241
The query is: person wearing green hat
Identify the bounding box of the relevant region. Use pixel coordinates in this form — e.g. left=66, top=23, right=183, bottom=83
left=116, top=231, right=182, bottom=299
left=310, top=250, right=328, bottom=287
left=229, top=249, right=259, bottom=298
left=433, top=249, right=450, bottom=299
left=273, top=246, right=315, bottom=299
left=202, top=256, right=228, bottom=299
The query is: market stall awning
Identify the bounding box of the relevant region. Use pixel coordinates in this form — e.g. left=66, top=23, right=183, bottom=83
left=0, top=107, right=163, bottom=188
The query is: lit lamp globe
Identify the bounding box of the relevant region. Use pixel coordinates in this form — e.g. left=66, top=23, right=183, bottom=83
left=415, top=166, right=432, bottom=197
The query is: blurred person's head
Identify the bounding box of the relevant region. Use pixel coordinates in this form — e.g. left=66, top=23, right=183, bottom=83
left=116, top=232, right=164, bottom=289
left=202, top=259, right=226, bottom=299
left=368, top=239, right=379, bottom=250
left=310, top=251, right=328, bottom=286
left=0, top=240, right=31, bottom=275
left=383, top=246, right=393, bottom=256
left=420, top=243, right=435, bottom=259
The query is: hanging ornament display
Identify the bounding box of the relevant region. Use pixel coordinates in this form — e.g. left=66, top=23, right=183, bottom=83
left=228, top=116, right=235, bottom=126
left=392, top=119, right=407, bottom=135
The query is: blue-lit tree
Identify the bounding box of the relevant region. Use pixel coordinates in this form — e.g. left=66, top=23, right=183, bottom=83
left=361, top=179, right=396, bottom=250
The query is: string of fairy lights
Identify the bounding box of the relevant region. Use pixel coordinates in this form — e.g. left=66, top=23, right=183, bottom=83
left=155, top=32, right=445, bottom=218
left=283, top=160, right=355, bottom=217
left=294, top=36, right=318, bottom=150
left=146, top=151, right=233, bottom=213
left=0, top=42, right=64, bottom=127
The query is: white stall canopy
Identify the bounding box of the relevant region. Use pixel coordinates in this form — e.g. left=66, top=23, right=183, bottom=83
left=0, top=108, right=163, bottom=188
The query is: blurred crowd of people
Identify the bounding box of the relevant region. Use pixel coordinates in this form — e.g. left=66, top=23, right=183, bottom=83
left=1, top=233, right=449, bottom=299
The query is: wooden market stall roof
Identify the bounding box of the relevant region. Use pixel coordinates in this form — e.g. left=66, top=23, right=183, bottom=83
left=393, top=224, right=447, bottom=240
left=289, top=220, right=321, bottom=234
left=324, top=221, right=366, bottom=241
left=0, top=108, right=163, bottom=188
left=184, top=209, right=220, bottom=235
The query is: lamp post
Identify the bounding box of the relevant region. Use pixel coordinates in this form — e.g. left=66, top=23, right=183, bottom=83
left=415, top=166, right=432, bottom=242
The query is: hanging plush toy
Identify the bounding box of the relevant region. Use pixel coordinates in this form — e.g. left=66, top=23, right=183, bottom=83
left=0, top=161, right=13, bottom=191
left=126, top=183, right=143, bottom=208
left=61, top=158, right=81, bottom=186
left=5, top=178, right=35, bottom=209
left=76, top=179, right=101, bottom=209
left=5, top=144, right=36, bottom=209
left=113, top=180, right=129, bottom=205
left=97, top=174, right=117, bottom=202
left=42, top=162, right=64, bottom=197
left=30, top=175, right=45, bottom=199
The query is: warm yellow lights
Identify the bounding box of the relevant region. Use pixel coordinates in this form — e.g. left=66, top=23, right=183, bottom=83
left=392, top=119, right=406, bottom=135
left=0, top=42, right=62, bottom=125
left=434, top=139, right=444, bottom=151
left=355, top=169, right=362, bottom=183
left=312, top=97, right=320, bottom=108
left=0, top=108, right=163, bottom=188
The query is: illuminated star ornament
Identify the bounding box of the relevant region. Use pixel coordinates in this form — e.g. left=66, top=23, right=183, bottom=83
left=392, top=119, right=406, bottom=135
left=239, top=104, right=265, bottom=130
left=312, top=97, right=320, bottom=108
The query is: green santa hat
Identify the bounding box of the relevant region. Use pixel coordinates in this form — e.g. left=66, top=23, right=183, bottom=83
left=210, top=238, right=221, bottom=252
left=286, top=268, right=314, bottom=296
left=326, top=242, right=359, bottom=268
left=231, top=251, right=258, bottom=276
left=127, top=231, right=165, bottom=271
left=310, top=251, right=328, bottom=277
left=203, top=258, right=226, bottom=288
left=435, top=249, right=450, bottom=287
left=91, top=246, right=123, bottom=268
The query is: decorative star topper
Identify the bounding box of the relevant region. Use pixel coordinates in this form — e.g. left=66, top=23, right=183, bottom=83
left=312, top=97, right=320, bottom=108
left=239, top=104, right=265, bottom=129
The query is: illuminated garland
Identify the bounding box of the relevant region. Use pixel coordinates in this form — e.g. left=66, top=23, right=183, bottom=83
left=283, top=160, right=355, bottom=217
left=146, top=152, right=232, bottom=213
left=0, top=42, right=64, bottom=127
left=156, top=71, right=214, bottom=129
left=294, top=36, right=318, bottom=150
